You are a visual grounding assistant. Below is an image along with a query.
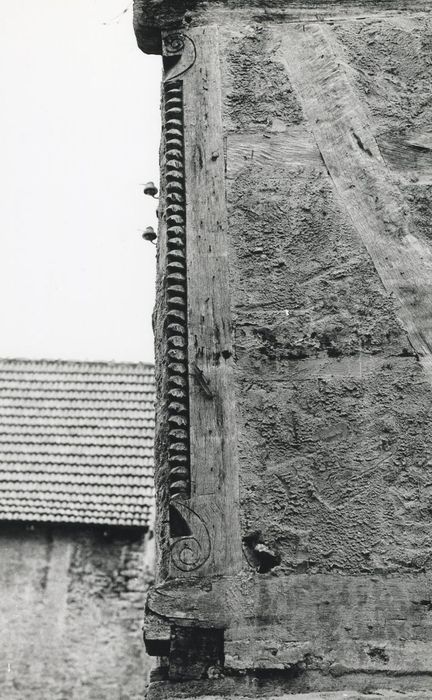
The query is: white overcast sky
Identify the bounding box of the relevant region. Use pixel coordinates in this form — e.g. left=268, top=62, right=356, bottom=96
left=0, top=0, right=161, bottom=363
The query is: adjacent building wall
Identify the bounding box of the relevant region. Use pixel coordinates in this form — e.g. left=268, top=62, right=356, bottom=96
left=0, top=523, right=154, bottom=700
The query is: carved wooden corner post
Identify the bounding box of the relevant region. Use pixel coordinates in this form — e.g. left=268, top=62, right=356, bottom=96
left=135, top=7, right=243, bottom=686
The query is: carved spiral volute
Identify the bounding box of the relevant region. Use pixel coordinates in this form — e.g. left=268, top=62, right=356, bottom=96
left=164, top=33, right=185, bottom=55
left=169, top=502, right=211, bottom=573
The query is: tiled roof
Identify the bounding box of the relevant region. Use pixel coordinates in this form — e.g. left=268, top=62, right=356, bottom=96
left=0, top=358, right=155, bottom=527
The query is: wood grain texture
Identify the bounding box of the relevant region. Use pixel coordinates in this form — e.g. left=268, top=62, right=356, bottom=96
left=134, top=0, right=432, bottom=55
left=146, top=571, right=432, bottom=675
left=227, top=128, right=323, bottom=178
left=227, top=129, right=432, bottom=182
left=148, top=693, right=432, bottom=700
left=378, top=131, right=432, bottom=184
left=183, top=25, right=242, bottom=578
left=162, top=25, right=242, bottom=580
left=277, top=23, right=432, bottom=383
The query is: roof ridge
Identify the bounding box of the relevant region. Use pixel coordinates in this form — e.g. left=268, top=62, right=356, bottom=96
left=0, top=357, right=154, bottom=370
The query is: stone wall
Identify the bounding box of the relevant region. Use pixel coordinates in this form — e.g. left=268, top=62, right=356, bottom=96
left=0, top=522, right=154, bottom=700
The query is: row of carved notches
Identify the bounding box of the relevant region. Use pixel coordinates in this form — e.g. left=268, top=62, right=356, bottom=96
left=164, top=80, right=190, bottom=502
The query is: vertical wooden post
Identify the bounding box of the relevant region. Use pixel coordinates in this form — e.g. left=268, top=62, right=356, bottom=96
left=159, top=26, right=242, bottom=580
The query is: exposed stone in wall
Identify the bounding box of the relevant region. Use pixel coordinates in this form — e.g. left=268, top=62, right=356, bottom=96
left=0, top=523, right=154, bottom=699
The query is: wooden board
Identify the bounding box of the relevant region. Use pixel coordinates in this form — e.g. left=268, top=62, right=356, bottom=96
left=146, top=571, right=432, bottom=675
left=159, top=26, right=242, bottom=580
left=378, top=131, right=432, bottom=184
left=227, top=128, right=323, bottom=178
left=276, top=22, right=432, bottom=384
left=183, top=25, right=242, bottom=578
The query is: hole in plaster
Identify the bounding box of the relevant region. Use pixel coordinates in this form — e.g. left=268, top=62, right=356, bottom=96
left=242, top=531, right=281, bottom=574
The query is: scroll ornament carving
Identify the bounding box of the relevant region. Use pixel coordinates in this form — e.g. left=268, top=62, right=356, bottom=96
left=163, top=33, right=185, bottom=55
left=170, top=502, right=211, bottom=572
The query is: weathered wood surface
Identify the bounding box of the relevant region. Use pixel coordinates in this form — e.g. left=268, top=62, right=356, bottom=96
left=227, top=129, right=432, bottom=183
left=178, top=25, right=242, bottom=578
left=152, top=42, right=171, bottom=582
left=151, top=26, right=241, bottom=582
left=207, top=1, right=432, bottom=26
left=379, top=131, right=432, bottom=184
left=148, top=692, right=432, bottom=700
left=277, top=23, right=432, bottom=383
left=146, top=571, right=432, bottom=674
left=134, top=0, right=432, bottom=54
left=227, top=128, right=323, bottom=177
left=153, top=26, right=242, bottom=582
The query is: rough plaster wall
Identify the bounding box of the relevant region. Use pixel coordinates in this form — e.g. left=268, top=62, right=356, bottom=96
left=333, top=16, right=432, bottom=237
left=0, top=523, right=154, bottom=700
left=220, top=17, right=432, bottom=576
